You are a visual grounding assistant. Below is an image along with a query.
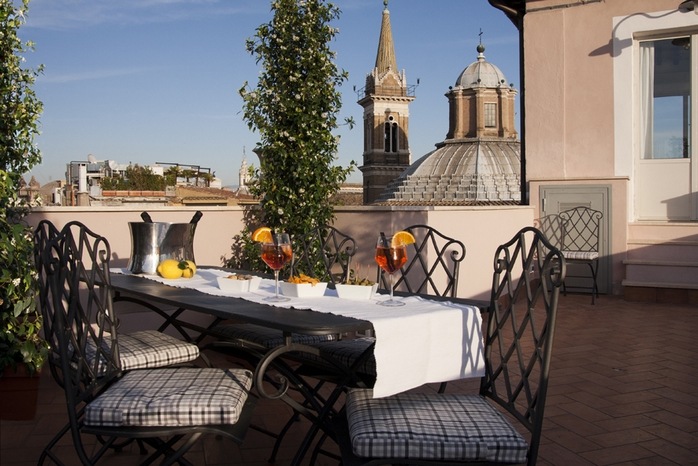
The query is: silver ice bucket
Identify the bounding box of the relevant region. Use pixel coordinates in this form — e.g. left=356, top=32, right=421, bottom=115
left=127, top=222, right=197, bottom=274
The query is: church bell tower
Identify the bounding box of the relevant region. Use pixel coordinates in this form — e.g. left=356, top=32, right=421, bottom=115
left=358, top=0, right=415, bottom=204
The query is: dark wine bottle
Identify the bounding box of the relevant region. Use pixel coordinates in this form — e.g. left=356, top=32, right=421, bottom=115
left=190, top=211, right=203, bottom=224
left=140, top=212, right=153, bottom=223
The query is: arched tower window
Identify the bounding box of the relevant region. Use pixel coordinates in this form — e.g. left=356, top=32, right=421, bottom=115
left=384, top=116, right=398, bottom=153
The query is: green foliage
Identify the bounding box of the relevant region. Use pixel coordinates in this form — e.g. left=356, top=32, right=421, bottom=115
left=0, top=172, right=47, bottom=375
left=0, top=0, right=43, bottom=182
left=100, top=165, right=166, bottom=191
left=238, top=0, right=355, bottom=246
left=224, top=206, right=266, bottom=272
left=161, top=165, right=212, bottom=188
left=99, top=176, right=125, bottom=191
left=346, top=264, right=375, bottom=286
left=0, top=0, right=47, bottom=374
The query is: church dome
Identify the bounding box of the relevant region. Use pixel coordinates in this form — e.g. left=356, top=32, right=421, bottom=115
left=374, top=139, right=521, bottom=205
left=454, top=44, right=510, bottom=89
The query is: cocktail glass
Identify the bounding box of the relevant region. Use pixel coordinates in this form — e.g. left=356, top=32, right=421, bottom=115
left=261, top=233, right=293, bottom=302
left=375, top=234, right=407, bottom=306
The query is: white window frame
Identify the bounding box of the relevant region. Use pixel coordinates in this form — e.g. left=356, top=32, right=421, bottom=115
left=639, top=36, right=692, bottom=160
left=613, top=9, right=698, bottom=220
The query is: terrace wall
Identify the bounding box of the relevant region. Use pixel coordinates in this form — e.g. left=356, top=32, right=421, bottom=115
left=27, top=205, right=533, bottom=301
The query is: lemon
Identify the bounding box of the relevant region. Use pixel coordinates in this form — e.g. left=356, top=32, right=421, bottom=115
left=157, top=259, right=184, bottom=279
left=181, top=260, right=196, bottom=278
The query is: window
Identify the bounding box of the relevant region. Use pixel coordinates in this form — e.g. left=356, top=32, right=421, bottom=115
left=613, top=10, right=697, bottom=220
left=484, top=102, right=497, bottom=128
left=384, top=116, right=398, bottom=152
left=640, top=37, right=691, bottom=159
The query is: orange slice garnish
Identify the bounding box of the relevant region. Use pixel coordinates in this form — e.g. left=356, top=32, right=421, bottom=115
left=391, top=231, right=416, bottom=248
left=251, top=226, right=273, bottom=243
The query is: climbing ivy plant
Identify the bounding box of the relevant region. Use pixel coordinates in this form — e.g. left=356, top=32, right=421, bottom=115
left=238, top=0, right=354, bottom=244
left=0, top=0, right=47, bottom=375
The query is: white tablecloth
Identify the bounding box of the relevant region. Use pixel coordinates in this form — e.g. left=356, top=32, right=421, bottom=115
left=112, top=267, right=485, bottom=398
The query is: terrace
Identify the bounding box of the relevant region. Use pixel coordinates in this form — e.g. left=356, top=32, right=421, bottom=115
left=2, top=207, right=697, bottom=465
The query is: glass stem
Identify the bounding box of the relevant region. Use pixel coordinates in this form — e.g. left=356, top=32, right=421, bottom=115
left=274, top=270, right=280, bottom=299
left=389, top=273, right=394, bottom=301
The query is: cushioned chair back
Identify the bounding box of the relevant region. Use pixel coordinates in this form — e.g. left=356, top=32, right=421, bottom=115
left=43, top=222, right=121, bottom=420
left=482, top=226, right=566, bottom=463
left=559, top=206, right=603, bottom=254
left=385, top=224, right=466, bottom=297
left=292, top=225, right=357, bottom=285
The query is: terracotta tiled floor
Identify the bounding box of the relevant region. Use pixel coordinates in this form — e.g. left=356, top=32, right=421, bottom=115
left=2, top=294, right=698, bottom=465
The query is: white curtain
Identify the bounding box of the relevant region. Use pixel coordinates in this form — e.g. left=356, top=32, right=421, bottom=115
left=639, top=42, right=654, bottom=160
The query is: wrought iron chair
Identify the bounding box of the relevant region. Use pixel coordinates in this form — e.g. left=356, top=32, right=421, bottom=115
left=33, top=219, right=63, bottom=386
left=33, top=220, right=201, bottom=375
left=287, top=225, right=470, bottom=461
left=382, top=224, right=466, bottom=297
left=559, top=206, right=603, bottom=304
left=331, top=226, right=566, bottom=466
left=534, top=213, right=567, bottom=251
left=37, top=222, right=256, bottom=466
left=205, top=225, right=358, bottom=461
left=291, top=224, right=358, bottom=286
left=34, top=221, right=206, bottom=462
left=315, top=225, right=468, bottom=384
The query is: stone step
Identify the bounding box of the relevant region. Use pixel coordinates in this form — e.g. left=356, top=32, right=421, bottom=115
left=626, top=240, right=698, bottom=262
left=622, top=280, right=698, bottom=290
left=623, top=260, right=698, bottom=286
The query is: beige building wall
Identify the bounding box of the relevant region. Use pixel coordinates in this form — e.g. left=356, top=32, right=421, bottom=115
left=521, top=0, right=696, bottom=297
left=524, top=0, right=632, bottom=180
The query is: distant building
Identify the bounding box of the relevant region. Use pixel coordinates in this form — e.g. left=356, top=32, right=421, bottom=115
left=376, top=43, right=521, bottom=205
left=36, top=180, right=65, bottom=206
left=66, top=155, right=131, bottom=193
left=172, top=185, right=254, bottom=206
left=238, top=149, right=251, bottom=194
left=62, top=157, right=225, bottom=206
left=359, top=3, right=521, bottom=206
left=18, top=176, right=42, bottom=206
left=358, top=1, right=415, bottom=204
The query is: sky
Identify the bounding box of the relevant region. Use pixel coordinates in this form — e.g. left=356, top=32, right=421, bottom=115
left=18, top=0, right=520, bottom=187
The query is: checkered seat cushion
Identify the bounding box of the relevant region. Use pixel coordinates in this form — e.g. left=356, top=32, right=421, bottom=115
left=212, top=323, right=338, bottom=349
left=310, top=337, right=376, bottom=375
left=86, top=330, right=200, bottom=375
left=562, top=250, right=599, bottom=261
left=346, top=389, right=529, bottom=463
left=85, top=367, right=252, bottom=427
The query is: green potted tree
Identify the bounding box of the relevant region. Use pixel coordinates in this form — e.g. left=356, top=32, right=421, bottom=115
left=234, top=0, right=354, bottom=272
left=0, top=0, right=48, bottom=420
